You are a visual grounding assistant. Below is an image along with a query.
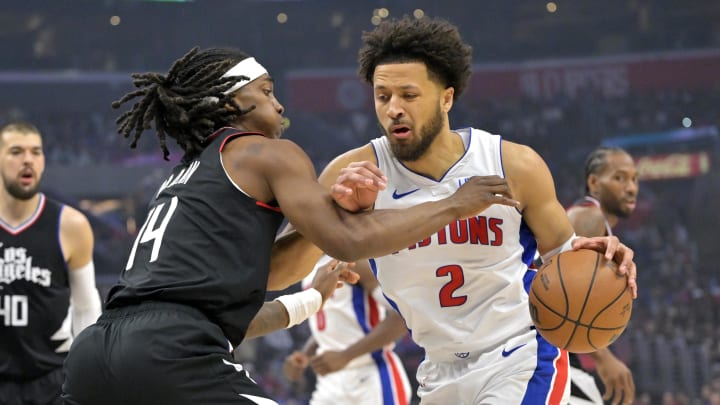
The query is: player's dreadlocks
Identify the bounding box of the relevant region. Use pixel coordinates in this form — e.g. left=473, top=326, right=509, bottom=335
left=358, top=16, right=472, bottom=100
left=112, top=47, right=255, bottom=161
left=583, top=146, right=628, bottom=194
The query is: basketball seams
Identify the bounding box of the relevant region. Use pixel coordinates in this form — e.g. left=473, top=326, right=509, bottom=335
left=528, top=286, right=568, bottom=331
left=585, top=283, right=633, bottom=347
left=559, top=251, right=598, bottom=350
left=528, top=249, right=633, bottom=353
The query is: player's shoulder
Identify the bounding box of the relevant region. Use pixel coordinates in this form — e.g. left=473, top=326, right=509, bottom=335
left=318, top=143, right=376, bottom=182
left=566, top=201, right=604, bottom=220
left=224, top=134, right=304, bottom=158
left=500, top=140, right=542, bottom=164
left=500, top=140, right=549, bottom=183
left=59, top=204, right=91, bottom=233
left=222, top=135, right=312, bottom=174
left=329, top=143, right=376, bottom=168
left=566, top=202, right=607, bottom=237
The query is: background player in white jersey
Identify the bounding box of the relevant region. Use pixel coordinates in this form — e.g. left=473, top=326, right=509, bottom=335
left=565, top=147, right=639, bottom=405
left=0, top=122, right=101, bottom=405
left=283, top=17, right=639, bottom=404
left=283, top=256, right=411, bottom=405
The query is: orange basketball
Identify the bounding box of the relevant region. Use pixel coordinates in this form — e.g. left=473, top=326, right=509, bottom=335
left=528, top=249, right=633, bottom=353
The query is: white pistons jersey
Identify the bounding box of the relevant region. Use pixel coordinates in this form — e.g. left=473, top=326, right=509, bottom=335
left=369, top=128, right=538, bottom=356
left=302, top=255, right=392, bottom=369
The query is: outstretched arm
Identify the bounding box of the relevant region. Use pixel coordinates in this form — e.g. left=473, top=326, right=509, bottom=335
left=264, top=142, right=518, bottom=290
left=246, top=260, right=356, bottom=339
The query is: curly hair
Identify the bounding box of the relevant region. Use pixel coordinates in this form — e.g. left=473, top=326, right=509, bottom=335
left=112, top=47, right=256, bottom=161
left=358, top=16, right=473, bottom=99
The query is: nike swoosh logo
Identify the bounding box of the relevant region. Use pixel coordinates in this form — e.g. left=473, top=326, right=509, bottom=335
left=501, top=344, right=527, bottom=357
left=392, top=188, right=420, bottom=199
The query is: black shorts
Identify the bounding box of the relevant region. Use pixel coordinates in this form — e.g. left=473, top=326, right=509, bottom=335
left=0, top=367, right=63, bottom=405
left=62, top=301, right=275, bottom=405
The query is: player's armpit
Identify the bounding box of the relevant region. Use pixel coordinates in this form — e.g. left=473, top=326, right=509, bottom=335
left=268, top=230, right=324, bottom=291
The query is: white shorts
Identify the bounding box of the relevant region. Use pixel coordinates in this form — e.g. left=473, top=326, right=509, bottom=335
left=310, top=350, right=411, bottom=405
left=568, top=366, right=603, bottom=405
left=416, top=328, right=570, bottom=405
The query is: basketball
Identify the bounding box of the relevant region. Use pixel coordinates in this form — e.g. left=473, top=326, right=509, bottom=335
left=528, top=249, right=633, bottom=353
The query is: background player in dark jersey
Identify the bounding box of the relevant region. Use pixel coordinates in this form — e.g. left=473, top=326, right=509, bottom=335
left=61, top=47, right=519, bottom=405
left=566, top=146, right=639, bottom=405
left=0, top=122, right=101, bottom=405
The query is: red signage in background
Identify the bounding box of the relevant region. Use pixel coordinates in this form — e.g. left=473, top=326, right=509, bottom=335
left=286, top=49, right=720, bottom=112
left=635, top=152, right=711, bottom=181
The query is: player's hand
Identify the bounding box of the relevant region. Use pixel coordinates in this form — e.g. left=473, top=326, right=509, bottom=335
left=572, top=236, right=638, bottom=298
left=449, top=175, right=519, bottom=219
left=310, top=350, right=352, bottom=376
left=330, top=161, right=387, bottom=212
left=283, top=351, right=309, bottom=382
left=310, top=260, right=359, bottom=303
left=593, top=349, right=635, bottom=405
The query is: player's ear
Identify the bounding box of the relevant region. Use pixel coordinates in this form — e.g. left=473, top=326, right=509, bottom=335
left=587, top=174, right=599, bottom=196
left=441, top=87, right=454, bottom=113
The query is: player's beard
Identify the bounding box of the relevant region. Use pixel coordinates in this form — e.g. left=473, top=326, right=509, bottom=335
left=4, top=179, right=39, bottom=200
left=384, top=105, right=444, bottom=162
left=602, top=194, right=634, bottom=219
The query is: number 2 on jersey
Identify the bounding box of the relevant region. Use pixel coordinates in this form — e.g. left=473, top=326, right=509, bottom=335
left=436, top=264, right=467, bottom=307
left=125, top=196, right=179, bottom=270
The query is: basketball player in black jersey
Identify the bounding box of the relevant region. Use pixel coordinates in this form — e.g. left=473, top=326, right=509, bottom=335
left=61, top=47, right=520, bottom=405
left=566, top=147, right=638, bottom=405
left=0, top=122, right=102, bottom=405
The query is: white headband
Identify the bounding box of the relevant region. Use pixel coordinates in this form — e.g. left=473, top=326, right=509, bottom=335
left=222, top=57, right=268, bottom=95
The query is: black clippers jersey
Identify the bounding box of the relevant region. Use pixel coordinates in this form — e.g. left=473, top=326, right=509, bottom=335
left=0, top=194, right=70, bottom=380
left=107, top=128, right=284, bottom=346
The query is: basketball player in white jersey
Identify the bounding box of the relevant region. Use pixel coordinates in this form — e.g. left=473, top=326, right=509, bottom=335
left=282, top=17, right=639, bottom=404
left=564, top=147, right=639, bottom=405
left=283, top=256, right=411, bottom=405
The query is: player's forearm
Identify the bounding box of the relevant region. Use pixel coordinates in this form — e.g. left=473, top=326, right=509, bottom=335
left=302, top=337, right=318, bottom=357
left=326, top=200, right=461, bottom=262
left=342, top=315, right=408, bottom=360
left=589, top=347, right=614, bottom=361
left=245, top=301, right=289, bottom=339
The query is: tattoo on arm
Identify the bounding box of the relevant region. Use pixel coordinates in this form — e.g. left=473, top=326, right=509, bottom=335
left=245, top=301, right=289, bottom=339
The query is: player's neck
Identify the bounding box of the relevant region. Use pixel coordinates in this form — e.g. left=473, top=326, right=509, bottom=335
left=600, top=207, right=620, bottom=229
left=401, top=130, right=464, bottom=181
left=0, top=192, right=42, bottom=227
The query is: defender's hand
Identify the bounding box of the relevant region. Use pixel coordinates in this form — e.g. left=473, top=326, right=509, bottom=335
left=449, top=175, right=519, bottom=219
left=310, top=260, right=359, bottom=303
left=283, top=351, right=309, bottom=382
left=330, top=161, right=387, bottom=212
left=310, top=350, right=352, bottom=376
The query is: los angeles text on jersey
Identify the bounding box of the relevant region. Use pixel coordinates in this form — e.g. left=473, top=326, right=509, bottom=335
left=407, top=216, right=503, bottom=250
left=0, top=244, right=52, bottom=286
